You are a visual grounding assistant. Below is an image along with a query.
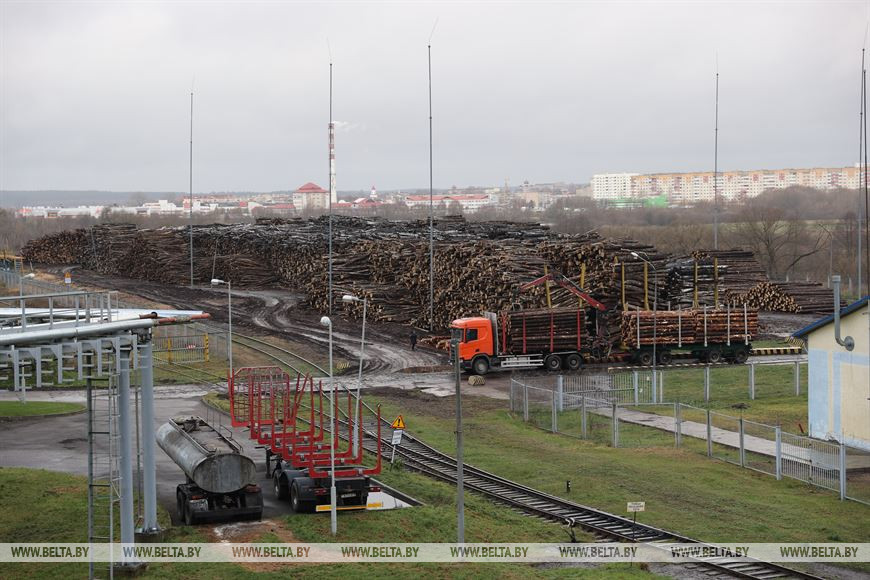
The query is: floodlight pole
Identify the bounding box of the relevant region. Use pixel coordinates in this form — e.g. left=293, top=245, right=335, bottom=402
left=320, top=316, right=337, bottom=535
left=452, top=335, right=464, bottom=543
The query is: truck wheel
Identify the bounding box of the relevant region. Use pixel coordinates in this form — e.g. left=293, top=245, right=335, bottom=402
left=472, top=356, right=490, bottom=375
left=183, top=501, right=194, bottom=525
left=637, top=351, right=653, bottom=366
left=176, top=489, right=185, bottom=524
left=657, top=350, right=673, bottom=365
left=564, top=353, right=582, bottom=371
left=290, top=482, right=314, bottom=514
left=544, top=354, right=562, bottom=371
left=707, top=349, right=722, bottom=364
left=732, top=348, right=749, bottom=364
left=274, top=474, right=288, bottom=500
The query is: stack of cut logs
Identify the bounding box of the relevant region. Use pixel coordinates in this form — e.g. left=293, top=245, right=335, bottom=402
left=501, top=307, right=586, bottom=354
left=621, top=308, right=759, bottom=348
left=663, top=257, right=725, bottom=308
left=728, top=281, right=840, bottom=315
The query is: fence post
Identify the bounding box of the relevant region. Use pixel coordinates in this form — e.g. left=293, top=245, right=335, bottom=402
left=839, top=443, right=846, bottom=501
left=775, top=427, right=782, bottom=480
left=581, top=396, right=587, bottom=439
left=556, top=375, right=564, bottom=413
left=523, top=384, right=529, bottom=423
left=675, top=403, right=682, bottom=447
left=551, top=390, right=558, bottom=434
left=633, top=371, right=639, bottom=405
left=749, top=363, right=755, bottom=400
left=611, top=403, right=618, bottom=447
left=704, top=366, right=711, bottom=403
left=794, top=361, right=800, bottom=396
left=706, top=409, right=712, bottom=457
left=738, top=417, right=745, bottom=468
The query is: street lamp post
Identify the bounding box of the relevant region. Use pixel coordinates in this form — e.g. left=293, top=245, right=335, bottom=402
left=319, top=315, right=338, bottom=536
left=211, top=279, right=233, bottom=377
left=451, top=331, right=465, bottom=544
left=631, top=252, right=658, bottom=399
left=341, top=294, right=367, bottom=456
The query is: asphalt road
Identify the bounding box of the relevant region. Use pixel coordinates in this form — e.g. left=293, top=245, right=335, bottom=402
left=0, top=386, right=291, bottom=524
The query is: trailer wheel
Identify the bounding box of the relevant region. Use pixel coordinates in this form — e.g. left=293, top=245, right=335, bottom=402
left=732, top=348, right=749, bottom=364
left=544, top=354, right=562, bottom=371
left=290, top=482, right=314, bottom=514
left=472, top=356, right=490, bottom=375
left=637, top=351, right=654, bottom=366
left=564, top=353, right=582, bottom=371
left=707, top=349, right=722, bottom=364
left=274, top=474, right=289, bottom=500
left=657, top=350, right=673, bottom=365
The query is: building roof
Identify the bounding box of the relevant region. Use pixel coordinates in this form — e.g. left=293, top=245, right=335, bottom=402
left=296, top=182, right=328, bottom=193
left=792, top=296, right=870, bottom=339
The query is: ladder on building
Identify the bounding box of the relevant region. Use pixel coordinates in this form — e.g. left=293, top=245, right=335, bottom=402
left=87, top=347, right=120, bottom=580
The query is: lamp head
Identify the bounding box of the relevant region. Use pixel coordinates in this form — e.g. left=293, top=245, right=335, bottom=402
left=342, top=294, right=359, bottom=303
left=210, top=278, right=223, bottom=286
left=23, top=273, right=36, bottom=279
left=630, top=252, right=639, bottom=259
left=320, top=316, right=331, bottom=328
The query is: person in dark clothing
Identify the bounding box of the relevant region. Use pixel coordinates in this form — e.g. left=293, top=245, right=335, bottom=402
left=410, top=330, right=418, bottom=351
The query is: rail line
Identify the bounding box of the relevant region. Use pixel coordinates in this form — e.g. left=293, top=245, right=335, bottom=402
left=301, top=388, right=820, bottom=580
left=230, top=332, right=328, bottom=377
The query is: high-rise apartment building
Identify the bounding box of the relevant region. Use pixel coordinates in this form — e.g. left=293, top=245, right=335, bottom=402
left=592, top=166, right=863, bottom=204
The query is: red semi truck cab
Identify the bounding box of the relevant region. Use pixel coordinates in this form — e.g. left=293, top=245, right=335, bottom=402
left=451, top=316, right=496, bottom=370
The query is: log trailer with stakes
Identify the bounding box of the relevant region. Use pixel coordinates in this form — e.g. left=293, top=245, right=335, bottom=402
left=230, top=367, right=383, bottom=514
left=156, top=416, right=263, bottom=525
left=452, top=273, right=759, bottom=374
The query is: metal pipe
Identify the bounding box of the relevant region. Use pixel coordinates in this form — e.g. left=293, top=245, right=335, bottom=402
left=140, top=341, right=159, bottom=532
left=118, top=350, right=136, bottom=549
left=319, top=316, right=337, bottom=535
left=832, top=275, right=855, bottom=351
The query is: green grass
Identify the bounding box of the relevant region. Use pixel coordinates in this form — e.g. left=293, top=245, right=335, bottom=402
left=367, top=392, right=868, bottom=547
left=0, top=464, right=659, bottom=578
left=0, top=401, right=84, bottom=418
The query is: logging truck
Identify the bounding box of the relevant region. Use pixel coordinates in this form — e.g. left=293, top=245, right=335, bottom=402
left=451, top=274, right=758, bottom=374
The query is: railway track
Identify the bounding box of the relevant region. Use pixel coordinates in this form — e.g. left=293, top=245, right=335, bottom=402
left=314, top=391, right=818, bottom=580
left=230, top=332, right=328, bottom=377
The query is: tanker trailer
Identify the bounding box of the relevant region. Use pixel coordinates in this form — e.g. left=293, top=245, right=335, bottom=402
left=156, top=416, right=263, bottom=524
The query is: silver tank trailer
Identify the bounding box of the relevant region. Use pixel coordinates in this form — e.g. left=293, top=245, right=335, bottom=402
left=156, top=417, right=257, bottom=494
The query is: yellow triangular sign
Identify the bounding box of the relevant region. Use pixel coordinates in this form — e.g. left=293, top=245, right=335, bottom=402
left=391, top=415, right=406, bottom=430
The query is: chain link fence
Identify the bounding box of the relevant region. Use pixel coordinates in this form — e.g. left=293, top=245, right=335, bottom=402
left=510, top=376, right=870, bottom=506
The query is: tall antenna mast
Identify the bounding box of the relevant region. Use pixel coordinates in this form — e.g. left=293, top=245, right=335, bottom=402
left=713, top=63, right=719, bottom=251
left=428, top=43, right=435, bottom=331
left=328, top=61, right=335, bottom=316
left=189, top=90, right=194, bottom=288
left=865, top=50, right=870, bottom=296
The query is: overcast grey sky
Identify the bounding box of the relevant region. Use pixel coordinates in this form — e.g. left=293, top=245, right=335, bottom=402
left=0, top=1, right=865, bottom=193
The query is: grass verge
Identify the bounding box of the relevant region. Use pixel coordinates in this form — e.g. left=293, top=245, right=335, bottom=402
left=0, top=401, right=84, bottom=418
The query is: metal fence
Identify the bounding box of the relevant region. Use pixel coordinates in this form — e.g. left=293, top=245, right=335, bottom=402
left=510, top=378, right=870, bottom=506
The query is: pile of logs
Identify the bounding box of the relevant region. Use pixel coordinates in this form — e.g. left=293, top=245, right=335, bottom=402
left=663, top=257, right=725, bottom=308
left=727, top=281, right=840, bottom=315
left=621, top=308, right=759, bottom=347
left=501, top=307, right=586, bottom=354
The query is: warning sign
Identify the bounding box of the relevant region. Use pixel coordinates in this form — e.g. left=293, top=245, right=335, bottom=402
left=391, top=415, right=406, bottom=430
left=64, top=272, right=71, bottom=285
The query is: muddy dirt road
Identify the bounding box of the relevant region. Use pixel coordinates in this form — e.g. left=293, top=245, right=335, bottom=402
left=58, top=267, right=445, bottom=375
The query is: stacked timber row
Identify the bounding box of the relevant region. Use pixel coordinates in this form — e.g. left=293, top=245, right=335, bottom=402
left=691, top=249, right=768, bottom=297
left=663, top=257, right=725, bottom=308
left=727, top=281, right=840, bottom=316
left=621, top=308, right=759, bottom=348
left=501, top=307, right=586, bottom=354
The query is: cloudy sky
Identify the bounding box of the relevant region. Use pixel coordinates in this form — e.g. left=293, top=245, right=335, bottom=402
left=0, top=1, right=866, bottom=193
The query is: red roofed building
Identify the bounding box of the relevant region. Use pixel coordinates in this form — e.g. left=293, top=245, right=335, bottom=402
left=292, top=182, right=329, bottom=212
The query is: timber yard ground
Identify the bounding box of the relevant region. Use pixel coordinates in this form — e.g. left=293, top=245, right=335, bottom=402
left=0, top=268, right=867, bottom=580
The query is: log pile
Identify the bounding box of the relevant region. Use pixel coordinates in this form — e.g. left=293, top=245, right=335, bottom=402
left=727, top=281, right=840, bottom=315
left=501, top=307, right=586, bottom=354
left=692, top=249, right=768, bottom=296
left=663, top=257, right=725, bottom=308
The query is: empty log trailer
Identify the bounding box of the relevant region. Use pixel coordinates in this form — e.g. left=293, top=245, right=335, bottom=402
left=231, top=367, right=383, bottom=514
left=156, top=417, right=263, bottom=524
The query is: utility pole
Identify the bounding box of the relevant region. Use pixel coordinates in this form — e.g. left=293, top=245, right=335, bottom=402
left=713, top=67, right=719, bottom=250
left=428, top=44, right=435, bottom=331
left=189, top=90, right=194, bottom=288
left=452, top=334, right=464, bottom=543
left=328, top=62, right=335, bottom=316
